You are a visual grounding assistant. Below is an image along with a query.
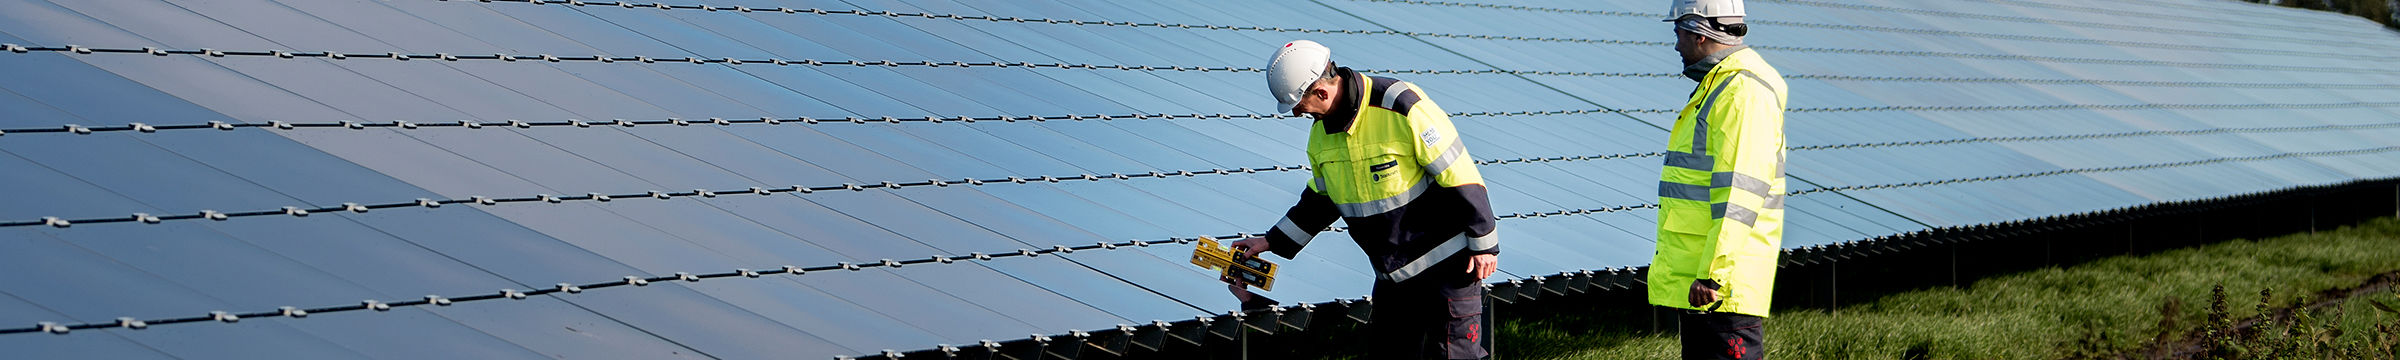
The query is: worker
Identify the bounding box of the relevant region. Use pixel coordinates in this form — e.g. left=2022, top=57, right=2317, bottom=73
left=1230, top=39, right=1502, bottom=360
left=1648, top=0, right=1788, bottom=359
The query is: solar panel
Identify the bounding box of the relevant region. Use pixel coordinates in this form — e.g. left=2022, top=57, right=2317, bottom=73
left=2, top=0, right=2397, bottom=357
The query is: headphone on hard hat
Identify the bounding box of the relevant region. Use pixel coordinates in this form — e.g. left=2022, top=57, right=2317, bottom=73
left=1709, top=19, right=1748, bottom=37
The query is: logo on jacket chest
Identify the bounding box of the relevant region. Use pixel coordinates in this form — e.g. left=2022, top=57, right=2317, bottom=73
left=1369, top=160, right=1399, bottom=182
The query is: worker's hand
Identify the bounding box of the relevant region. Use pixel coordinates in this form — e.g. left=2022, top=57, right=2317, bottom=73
left=1230, top=236, right=1270, bottom=258
left=1687, top=280, right=1723, bottom=309
left=1465, top=253, right=1498, bottom=280
left=1228, top=283, right=1257, bottom=303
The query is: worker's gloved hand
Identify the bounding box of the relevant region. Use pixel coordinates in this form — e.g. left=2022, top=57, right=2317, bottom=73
left=1687, top=279, right=1724, bottom=309
left=1466, top=253, right=1498, bottom=280
left=1228, top=283, right=1279, bottom=310
left=1231, top=236, right=1270, bottom=258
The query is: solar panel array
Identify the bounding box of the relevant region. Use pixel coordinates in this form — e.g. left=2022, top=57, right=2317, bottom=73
left=1, top=0, right=2396, bottom=357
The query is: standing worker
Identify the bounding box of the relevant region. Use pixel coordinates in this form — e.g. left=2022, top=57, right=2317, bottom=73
left=1648, top=0, right=1788, bottom=359
left=1230, top=39, right=1502, bottom=360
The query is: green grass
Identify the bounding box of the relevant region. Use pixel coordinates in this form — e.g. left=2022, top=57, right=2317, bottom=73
left=1501, top=217, right=2400, bottom=360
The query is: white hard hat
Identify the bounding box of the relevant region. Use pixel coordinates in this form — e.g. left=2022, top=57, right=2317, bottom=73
left=1664, top=0, right=1745, bottom=21
left=1265, top=40, right=1332, bottom=113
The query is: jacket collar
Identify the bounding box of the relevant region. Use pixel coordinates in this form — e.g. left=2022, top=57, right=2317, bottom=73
left=1317, top=67, right=1363, bottom=134
left=1683, top=45, right=1748, bottom=82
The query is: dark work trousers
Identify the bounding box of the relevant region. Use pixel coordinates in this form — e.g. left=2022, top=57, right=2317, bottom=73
left=1680, top=311, right=1766, bottom=360
left=1368, top=255, right=1487, bottom=360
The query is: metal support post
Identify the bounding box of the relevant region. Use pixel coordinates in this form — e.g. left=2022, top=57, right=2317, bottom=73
left=1830, top=261, right=1839, bottom=318
left=1484, top=290, right=1497, bottom=360
left=2127, top=221, right=2137, bottom=255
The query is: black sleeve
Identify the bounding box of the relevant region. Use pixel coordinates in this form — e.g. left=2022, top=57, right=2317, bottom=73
left=1240, top=294, right=1281, bottom=311
left=1451, top=183, right=1500, bottom=255
left=1262, top=186, right=1341, bottom=259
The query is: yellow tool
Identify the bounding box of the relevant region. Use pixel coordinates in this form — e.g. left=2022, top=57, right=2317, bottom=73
left=1190, top=237, right=1277, bottom=291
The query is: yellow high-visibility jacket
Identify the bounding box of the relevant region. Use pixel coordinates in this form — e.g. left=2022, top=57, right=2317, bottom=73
left=1263, top=67, right=1500, bottom=284
left=1649, top=47, right=1788, bottom=317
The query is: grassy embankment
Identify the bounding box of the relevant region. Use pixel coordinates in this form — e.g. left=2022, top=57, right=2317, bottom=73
left=1501, top=217, right=2400, bottom=359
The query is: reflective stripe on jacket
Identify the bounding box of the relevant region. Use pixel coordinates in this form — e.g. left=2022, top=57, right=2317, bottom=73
left=1649, top=47, right=1788, bottom=317
left=1263, top=67, right=1500, bottom=284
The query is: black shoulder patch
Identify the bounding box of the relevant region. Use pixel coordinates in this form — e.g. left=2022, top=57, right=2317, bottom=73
left=1364, top=76, right=1421, bottom=115
left=1386, top=89, right=1422, bottom=115
left=1367, top=76, right=1404, bottom=99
